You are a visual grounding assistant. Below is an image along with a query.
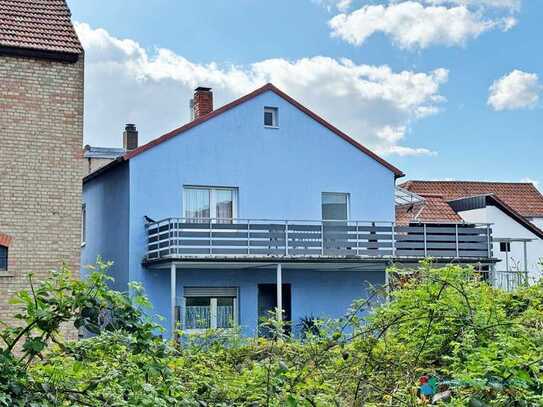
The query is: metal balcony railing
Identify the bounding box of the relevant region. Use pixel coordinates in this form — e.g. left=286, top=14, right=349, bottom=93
left=144, top=218, right=493, bottom=262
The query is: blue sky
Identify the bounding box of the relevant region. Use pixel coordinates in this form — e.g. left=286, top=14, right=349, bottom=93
left=68, top=0, right=542, bottom=186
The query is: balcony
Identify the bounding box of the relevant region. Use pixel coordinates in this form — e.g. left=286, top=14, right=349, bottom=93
left=144, top=218, right=493, bottom=263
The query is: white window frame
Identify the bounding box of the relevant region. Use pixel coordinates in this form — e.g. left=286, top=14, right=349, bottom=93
left=264, top=107, right=279, bottom=128
left=321, top=192, right=351, bottom=221
left=183, top=186, right=238, bottom=222
left=182, top=293, right=239, bottom=333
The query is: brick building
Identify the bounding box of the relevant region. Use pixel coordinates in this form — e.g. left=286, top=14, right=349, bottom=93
left=0, top=0, right=84, bottom=330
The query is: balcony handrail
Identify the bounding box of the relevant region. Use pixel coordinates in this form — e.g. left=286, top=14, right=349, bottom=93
left=145, top=217, right=492, bottom=227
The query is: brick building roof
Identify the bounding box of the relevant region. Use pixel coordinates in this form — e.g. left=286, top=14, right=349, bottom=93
left=0, top=0, right=82, bottom=56
left=401, top=181, right=543, bottom=218
left=395, top=194, right=463, bottom=225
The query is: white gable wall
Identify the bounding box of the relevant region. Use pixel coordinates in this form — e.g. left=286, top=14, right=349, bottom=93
left=459, top=206, right=543, bottom=282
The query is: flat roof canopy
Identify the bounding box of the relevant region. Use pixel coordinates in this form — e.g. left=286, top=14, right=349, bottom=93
left=147, top=259, right=390, bottom=272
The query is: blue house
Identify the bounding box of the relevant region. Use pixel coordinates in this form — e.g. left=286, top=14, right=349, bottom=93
left=82, top=84, right=494, bottom=338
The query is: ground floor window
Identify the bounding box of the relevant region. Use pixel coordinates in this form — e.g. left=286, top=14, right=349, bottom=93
left=183, top=287, right=238, bottom=331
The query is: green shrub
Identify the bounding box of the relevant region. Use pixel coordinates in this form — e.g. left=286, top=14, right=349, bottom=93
left=1, top=260, right=542, bottom=406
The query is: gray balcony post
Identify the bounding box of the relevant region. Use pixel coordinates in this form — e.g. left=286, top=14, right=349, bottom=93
left=391, top=222, right=396, bottom=258
left=455, top=224, right=459, bottom=258
left=209, top=220, right=213, bottom=255
left=487, top=225, right=492, bottom=258
left=285, top=220, right=289, bottom=256
left=170, top=262, right=176, bottom=340
left=276, top=263, right=283, bottom=321
left=355, top=221, right=359, bottom=256
left=423, top=223, right=428, bottom=257
left=321, top=222, right=324, bottom=256
left=168, top=219, right=172, bottom=256
left=247, top=219, right=251, bottom=255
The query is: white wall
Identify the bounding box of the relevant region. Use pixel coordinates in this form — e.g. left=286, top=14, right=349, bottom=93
left=459, top=206, right=543, bottom=283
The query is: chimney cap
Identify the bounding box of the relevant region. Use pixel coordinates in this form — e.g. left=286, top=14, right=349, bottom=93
left=194, top=86, right=212, bottom=92
left=125, top=123, right=137, bottom=130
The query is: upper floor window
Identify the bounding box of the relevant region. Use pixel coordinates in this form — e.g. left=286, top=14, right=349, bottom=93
left=81, top=203, right=87, bottom=246
left=0, top=245, right=7, bottom=271
left=264, top=107, right=278, bottom=128
left=322, top=192, right=350, bottom=221
left=184, top=186, right=238, bottom=223
left=500, top=242, right=511, bottom=252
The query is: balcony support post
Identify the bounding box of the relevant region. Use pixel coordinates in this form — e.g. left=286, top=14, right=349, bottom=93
left=523, top=240, right=528, bottom=285
left=276, top=263, right=282, bottom=322
left=170, top=262, right=177, bottom=341
left=505, top=245, right=510, bottom=272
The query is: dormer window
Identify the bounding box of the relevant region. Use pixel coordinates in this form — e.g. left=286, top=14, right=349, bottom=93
left=264, top=107, right=278, bottom=128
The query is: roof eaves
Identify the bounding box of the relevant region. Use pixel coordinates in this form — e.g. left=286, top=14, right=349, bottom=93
left=0, top=45, right=81, bottom=62
left=82, top=156, right=126, bottom=184
left=485, top=195, right=543, bottom=240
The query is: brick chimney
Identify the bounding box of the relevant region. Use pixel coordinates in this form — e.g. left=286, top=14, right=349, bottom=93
left=123, top=123, right=138, bottom=151
left=191, top=87, right=213, bottom=120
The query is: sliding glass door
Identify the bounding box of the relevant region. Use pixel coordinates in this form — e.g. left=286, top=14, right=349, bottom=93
left=184, top=187, right=237, bottom=223
left=321, top=192, right=350, bottom=253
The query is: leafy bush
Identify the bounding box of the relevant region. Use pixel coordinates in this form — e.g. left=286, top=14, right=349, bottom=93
left=1, top=260, right=543, bottom=405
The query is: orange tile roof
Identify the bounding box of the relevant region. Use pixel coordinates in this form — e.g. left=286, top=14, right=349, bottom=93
left=401, top=181, right=543, bottom=218
left=0, top=0, right=82, bottom=55
left=395, top=194, right=463, bottom=225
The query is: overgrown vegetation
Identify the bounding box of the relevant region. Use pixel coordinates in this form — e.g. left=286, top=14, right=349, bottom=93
left=1, top=260, right=543, bottom=406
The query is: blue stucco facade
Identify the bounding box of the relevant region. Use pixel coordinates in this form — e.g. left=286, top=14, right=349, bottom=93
left=82, top=162, right=129, bottom=292
left=82, top=87, right=397, bottom=337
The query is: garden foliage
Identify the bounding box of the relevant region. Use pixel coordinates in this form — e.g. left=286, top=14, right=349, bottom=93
left=1, top=260, right=543, bottom=406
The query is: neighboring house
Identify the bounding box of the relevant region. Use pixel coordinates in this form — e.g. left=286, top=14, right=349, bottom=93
left=83, top=124, right=139, bottom=175
left=82, top=85, right=495, bottom=338
left=0, top=0, right=84, bottom=334
left=399, top=181, right=543, bottom=285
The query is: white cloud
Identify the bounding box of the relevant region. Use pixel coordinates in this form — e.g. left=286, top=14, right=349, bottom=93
left=379, top=145, right=438, bottom=156
left=422, top=0, right=520, bottom=10
left=76, top=23, right=447, bottom=156
left=315, top=0, right=353, bottom=12
left=329, top=1, right=516, bottom=49
left=488, top=70, right=541, bottom=111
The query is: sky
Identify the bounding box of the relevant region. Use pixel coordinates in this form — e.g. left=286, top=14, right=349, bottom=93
left=67, top=0, right=542, bottom=186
